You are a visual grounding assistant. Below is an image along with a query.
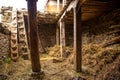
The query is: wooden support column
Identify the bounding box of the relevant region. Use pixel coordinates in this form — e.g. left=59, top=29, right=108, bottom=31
left=57, top=0, right=60, bottom=13
left=62, top=0, right=66, bottom=8
left=56, top=26, right=60, bottom=45
left=73, top=0, right=82, bottom=72
left=26, top=0, right=41, bottom=72
left=60, top=21, right=66, bottom=58
left=62, top=0, right=65, bottom=8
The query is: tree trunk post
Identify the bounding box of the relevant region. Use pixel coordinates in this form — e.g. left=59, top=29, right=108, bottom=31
left=26, top=0, right=44, bottom=78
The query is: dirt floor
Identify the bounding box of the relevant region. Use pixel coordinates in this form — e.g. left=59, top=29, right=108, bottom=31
left=0, top=44, right=120, bottom=80
left=0, top=56, right=94, bottom=80
left=0, top=54, right=120, bottom=80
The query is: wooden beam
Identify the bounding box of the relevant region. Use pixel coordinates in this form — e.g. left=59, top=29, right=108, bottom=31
left=60, top=21, right=66, bottom=58
left=26, top=0, right=41, bottom=72
left=73, top=0, right=82, bottom=72
left=57, top=0, right=86, bottom=24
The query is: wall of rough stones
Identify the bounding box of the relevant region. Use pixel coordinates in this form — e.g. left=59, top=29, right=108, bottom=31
left=38, top=24, right=56, bottom=49
left=38, top=24, right=74, bottom=49
left=0, top=23, right=10, bottom=56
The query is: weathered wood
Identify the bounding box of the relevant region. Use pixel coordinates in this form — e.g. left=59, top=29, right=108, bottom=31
left=73, top=0, right=82, bottom=72
left=57, top=0, right=85, bottom=24
left=56, top=26, right=60, bottom=45
left=10, top=11, right=19, bottom=61
left=26, top=0, right=41, bottom=72
left=62, top=0, right=66, bottom=8
left=60, top=21, right=66, bottom=58
left=57, top=0, right=60, bottom=13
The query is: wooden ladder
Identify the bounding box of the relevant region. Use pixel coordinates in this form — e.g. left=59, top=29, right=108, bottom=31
left=10, top=11, right=18, bottom=61
left=10, top=10, right=29, bottom=61
left=17, top=11, right=29, bottom=59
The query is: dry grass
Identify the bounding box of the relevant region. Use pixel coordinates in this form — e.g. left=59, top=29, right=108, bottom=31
left=0, top=59, right=31, bottom=80
left=46, top=45, right=73, bottom=58
left=66, top=44, right=120, bottom=75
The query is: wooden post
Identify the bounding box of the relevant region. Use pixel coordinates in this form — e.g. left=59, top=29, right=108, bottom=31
left=57, top=0, right=60, bottom=13
left=73, top=1, right=82, bottom=72
left=26, top=0, right=41, bottom=72
left=56, top=26, right=60, bottom=45
left=60, top=21, right=66, bottom=58
left=62, top=0, right=65, bottom=8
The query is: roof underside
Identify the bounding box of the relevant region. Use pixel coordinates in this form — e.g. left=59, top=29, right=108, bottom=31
left=37, top=0, right=120, bottom=24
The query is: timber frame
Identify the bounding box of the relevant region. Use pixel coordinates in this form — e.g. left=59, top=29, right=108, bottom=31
left=55, top=0, right=120, bottom=72
left=25, top=0, right=120, bottom=74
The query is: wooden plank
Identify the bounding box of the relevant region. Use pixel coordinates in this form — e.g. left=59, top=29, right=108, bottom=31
left=73, top=0, right=82, bottom=72
left=57, top=0, right=86, bottom=24
left=27, top=0, right=41, bottom=72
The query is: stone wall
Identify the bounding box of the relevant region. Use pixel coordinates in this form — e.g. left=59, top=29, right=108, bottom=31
left=0, top=23, right=10, bottom=56
left=38, top=24, right=56, bottom=49
left=38, top=24, right=74, bottom=49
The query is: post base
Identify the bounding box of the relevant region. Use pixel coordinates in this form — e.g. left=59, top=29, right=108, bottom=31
left=30, top=71, right=44, bottom=80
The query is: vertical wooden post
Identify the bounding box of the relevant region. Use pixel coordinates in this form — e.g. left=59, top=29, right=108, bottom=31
left=26, top=0, right=41, bottom=72
left=73, top=1, right=82, bottom=72
left=62, top=0, right=64, bottom=8
left=57, top=0, right=60, bottom=13
left=62, top=0, right=66, bottom=8
left=60, top=21, right=66, bottom=58
left=56, top=26, right=60, bottom=45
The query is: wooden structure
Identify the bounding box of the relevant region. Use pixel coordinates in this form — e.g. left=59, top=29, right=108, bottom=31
left=37, top=0, right=120, bottom=72
left=10, top=10, right=29, bottom=61
left=26, top=0, right=42, bottom=73
left=25, top=0, right=120, bottom=73
left=17, top=11, right=29, bottom=59
left=10, top=11, right=19, bottom=61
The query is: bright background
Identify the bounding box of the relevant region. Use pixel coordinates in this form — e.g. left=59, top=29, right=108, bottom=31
left=0, top=0, right=47, bottom=22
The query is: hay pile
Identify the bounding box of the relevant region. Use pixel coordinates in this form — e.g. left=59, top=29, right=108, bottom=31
left=46, top=45, right=61, bottom=57
left=97, top=56, right=120, bottom=80
left=46, top=45, right=73, bottom=58
left=0, top=59, right=31, bottom=80
left=67, top=44, right=120, bottom=75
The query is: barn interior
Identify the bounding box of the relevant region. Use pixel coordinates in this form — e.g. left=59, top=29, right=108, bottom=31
left=0, top=0, right=120, bottom=80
